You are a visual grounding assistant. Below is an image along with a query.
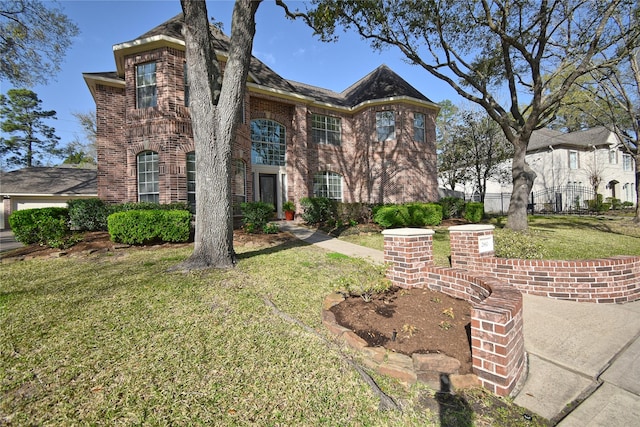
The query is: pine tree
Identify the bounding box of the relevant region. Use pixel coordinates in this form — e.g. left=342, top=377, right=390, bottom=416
left=0, top=88, right=60, bottom=168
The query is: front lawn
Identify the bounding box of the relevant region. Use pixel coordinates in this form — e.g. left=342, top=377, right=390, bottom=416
left=1, top=237, right=546, bottom=426
left=339, top=216, right=640, bottom=266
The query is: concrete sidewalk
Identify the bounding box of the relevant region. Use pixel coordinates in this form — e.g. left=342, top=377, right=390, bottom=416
left=280, top=222, right=640, bottom=426
left=0, top=230, right=22, bottom=253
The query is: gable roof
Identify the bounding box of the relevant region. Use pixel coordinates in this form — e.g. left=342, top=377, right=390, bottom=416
left=84, top=14, right=438, bottom=112
left=528, top=126, right=620, bottom=152
left=0, top=167, right=97, bottom=196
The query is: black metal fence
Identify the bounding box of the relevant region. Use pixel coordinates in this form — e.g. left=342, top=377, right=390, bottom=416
left=465, top=185, right=597, bottom=215
left=529, top=185, right=596, bottom=214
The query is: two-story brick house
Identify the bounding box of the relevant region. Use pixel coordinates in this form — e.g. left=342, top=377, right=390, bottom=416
left=83, top=14, right=439, bottom=218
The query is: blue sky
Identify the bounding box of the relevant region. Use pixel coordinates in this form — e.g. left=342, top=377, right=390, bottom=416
left=1, top=0, right=458, bottom=159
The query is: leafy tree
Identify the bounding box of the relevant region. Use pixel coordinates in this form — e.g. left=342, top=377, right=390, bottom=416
left=174, top=0, right=261, bottom=270
left=0, top=88, right=60, bottom=168
left=0, top=0, right=79, bottom=86
left=456, top=110, right=513, bottom=202
left=286, top=0, right=639, bottom=230
left=62, top=111, right=97, bottom=166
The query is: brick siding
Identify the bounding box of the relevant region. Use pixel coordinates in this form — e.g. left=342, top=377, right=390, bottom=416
left=94, top=45, right=439, bottom=208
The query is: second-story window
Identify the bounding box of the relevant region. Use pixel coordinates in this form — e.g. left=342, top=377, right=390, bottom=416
left=413, top=112, right=425, bottom=142
left=376, top=111, right=395, bottom=142
left=609, top=150, right=617, bottom=164
left=623, top=153, right=633, bottom=171
left=569, top=150, right=579, bottom=170
left=311, top=114, right=341, bottom=145
left=136, top=62, right=157, bottom=109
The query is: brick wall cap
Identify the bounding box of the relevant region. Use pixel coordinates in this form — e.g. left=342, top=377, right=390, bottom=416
left=449, top=224, right=495, bottom=232
left=382, top=228, right=435, bottom=237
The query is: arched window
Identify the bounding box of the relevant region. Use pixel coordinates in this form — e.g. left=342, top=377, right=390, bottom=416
left=137, top=151, right=159, bottom=202
left=251, top=119, right=286, bottom=166
left=313, top=171, right=343, bottom=201
left=186, top=151, right=196, bottom=207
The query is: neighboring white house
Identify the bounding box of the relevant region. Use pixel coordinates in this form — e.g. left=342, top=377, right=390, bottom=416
left=441, top=127, right=637, bottom=213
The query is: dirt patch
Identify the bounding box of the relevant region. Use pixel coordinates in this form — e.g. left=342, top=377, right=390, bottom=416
left=1, top=230, right=297, bottom=261
left=331, top=286, right=473, bottom=374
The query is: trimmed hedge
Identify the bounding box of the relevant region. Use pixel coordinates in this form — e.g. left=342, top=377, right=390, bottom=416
left=300, top=197, right=337, bottom=224
left=438, top=197, right=466, bottom=219
left=8, top=207, right=71, bottom=248
left=373, top=203, right=442, bottom=228
left=107, top=210, right=191, bottom=245
left=67, top=198, right=110, bottom=231
left=464, top=202, right=484, bottom=223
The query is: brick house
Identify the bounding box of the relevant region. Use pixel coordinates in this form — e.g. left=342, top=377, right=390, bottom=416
left=83, top=14, right=440, bottom=218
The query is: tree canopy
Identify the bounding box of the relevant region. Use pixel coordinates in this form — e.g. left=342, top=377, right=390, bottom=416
left=0, top=88, right=60, bottom=168
left=292, top=0, right=640, bottom=230
left=0, top=0, right=79, bottom=86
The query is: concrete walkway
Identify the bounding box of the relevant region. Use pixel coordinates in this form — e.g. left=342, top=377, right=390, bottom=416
left=0, top=230, right=22, bottom=253
left=280, top=222, right=640, bottom=426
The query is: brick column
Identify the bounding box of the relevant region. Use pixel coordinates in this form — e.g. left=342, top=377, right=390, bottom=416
left=382, top=228, right=434, bottom=288
left=449, top=224, right=495, bottom=270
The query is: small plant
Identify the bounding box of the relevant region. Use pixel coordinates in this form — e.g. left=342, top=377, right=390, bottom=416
left=442, top=307, right=455, bottom=319
left=263, top=223, right=280, bottom=234
left=282, top=200, right=295, bottom=212
left=430, top=296, right=441, bottom=304
left=439, top=320, right=453, bottom=330
left=402, top=323, right=417, bottom=337
left=334, top=263, right=391, bottom=302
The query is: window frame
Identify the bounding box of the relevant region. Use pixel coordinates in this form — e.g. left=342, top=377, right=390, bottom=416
left=183, top=62, right=189, bottom=107
left=137, top=150, right=159, bottom=203
left=232, top=159, right=247, bottom=216
left=568, top=150, right=579, bottom=170
left=251, top=119, right=286, bottom=166
left=136, top=62, right=157, bottom=109
left=313, top=171, right=343, bottom=201
left=186, top=151, right=196, bottom=207
left=376, top=111, right=396, bottom=142
left=413, top=112, right=425, bottom=143
left=623, top=153, right=633, bottom=171
left=311, top=114, right=341, bottom=145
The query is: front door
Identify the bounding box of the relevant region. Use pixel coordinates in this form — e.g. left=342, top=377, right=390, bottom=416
left=259, top=174, right=277, bottom=207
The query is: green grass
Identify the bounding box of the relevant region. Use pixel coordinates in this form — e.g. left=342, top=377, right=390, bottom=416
left=339, top=216, right=640, bottom=266
left=0, top=238, right=548, bottom=426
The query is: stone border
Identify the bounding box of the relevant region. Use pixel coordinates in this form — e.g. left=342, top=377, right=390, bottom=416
left=322, top=292, right=480, bottom=392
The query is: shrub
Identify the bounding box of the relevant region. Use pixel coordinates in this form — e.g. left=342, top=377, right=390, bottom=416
left=494, top=229, right=547, bottom=259
left=464, top=202, right=484, bottom=223
left=335, top=202, right=373, bottom=225
left=407, top=203, right=442, bottom=226
left=300, top=197, right=337, bottom=224
left=67, top=198, right=111, bottom=231
left=606, top=197, right=622, bottom=210
left=373, top=204, right=410, bottom=228
left=587, top=194, right=610, bottom=212
left=113, top=201, right=190, bottom=212
left=373, top=203, right=442, bottom=228
left=240, top=201, right=274, bottom=233
left=107, top=210, right=191, bottom=245
left=8, top=207, right=73, bottom=248
left=438, top=197, right=466, bottom=219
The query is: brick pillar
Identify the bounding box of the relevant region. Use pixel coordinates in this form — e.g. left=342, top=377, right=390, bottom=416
left=449, top=224, right=495, bottom=270
left=382, top=228, right=434, bottom=288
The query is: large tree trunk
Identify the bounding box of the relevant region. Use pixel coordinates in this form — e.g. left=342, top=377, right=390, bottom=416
left=635, top=155, right=640, bottom=224
left=506, top=139, right=536, bottom=231
left=176, top=0, right=260, bottom=270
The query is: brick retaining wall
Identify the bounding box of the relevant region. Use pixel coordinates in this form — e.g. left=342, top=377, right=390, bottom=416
left=382, top=228, right=526, bottom=397
left=449, top=225, right=640, bottom=303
